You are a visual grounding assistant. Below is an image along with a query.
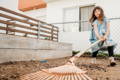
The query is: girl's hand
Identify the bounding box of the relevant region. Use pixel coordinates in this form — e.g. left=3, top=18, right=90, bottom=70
left=98, top=36, right=106, bottom=41
left=103, top=35, right=107, bottom=40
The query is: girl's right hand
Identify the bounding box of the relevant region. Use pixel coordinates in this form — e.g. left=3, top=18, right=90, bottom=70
left=98, top=36, right=105, bottom=41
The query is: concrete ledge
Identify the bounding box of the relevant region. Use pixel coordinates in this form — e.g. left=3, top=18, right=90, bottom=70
left=0, top=34, right=72, bottom=63
left=0, top=49, right=71, bottom=63
left=0, top=34, right=72, bottom=50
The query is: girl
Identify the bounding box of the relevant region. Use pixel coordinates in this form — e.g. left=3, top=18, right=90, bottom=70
left=89, top=6, right=117, bottom=66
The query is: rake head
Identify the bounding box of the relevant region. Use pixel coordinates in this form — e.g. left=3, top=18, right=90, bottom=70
left=20, top=63, right=92, bottom=80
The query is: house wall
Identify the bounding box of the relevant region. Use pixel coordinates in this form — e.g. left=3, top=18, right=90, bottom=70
left=23, top=8, right=47, bottom=21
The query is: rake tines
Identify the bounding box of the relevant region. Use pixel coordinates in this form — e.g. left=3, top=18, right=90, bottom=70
left=20, top=64, right=92, bottom=80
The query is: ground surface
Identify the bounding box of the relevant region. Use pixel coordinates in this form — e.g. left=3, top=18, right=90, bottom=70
left=0, top=57, right=120, bottom=80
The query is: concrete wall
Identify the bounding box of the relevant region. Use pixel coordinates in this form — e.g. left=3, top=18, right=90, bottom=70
left=0, top=34, right=72, bottom=63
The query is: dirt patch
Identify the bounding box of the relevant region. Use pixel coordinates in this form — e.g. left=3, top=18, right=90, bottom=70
left=0, top=57, right=120, bottom=80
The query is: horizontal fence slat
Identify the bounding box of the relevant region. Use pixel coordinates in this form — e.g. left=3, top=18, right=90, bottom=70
left=40, top=25, right=52, bottom=30
left=40, top=29, right=51, bottom=34
left=0, top=13, right=38, bottom=26
left=40, top=25, right=58, bottom=32
left=0, top=26, right=38, bottom=35
left=0, top=7, right=39, bottom=22
left=53, top=29, right=58, bottom=32
left=40, top=34, right=51, bottom=38
left=53, top=36, right=58, bottom=39
left=0, top=20, right=38, bottom=31
left=40, top=34, right=57, bottom=39
left=40, top=29, right=58, bottom=36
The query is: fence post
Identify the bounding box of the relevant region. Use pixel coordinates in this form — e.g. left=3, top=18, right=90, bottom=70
left=51, top=26, right=54, bottom=41
left=6, top=24, right=8, bottom=34
left=57, top=27, right=59, bottom=42
left=37, top=21, right=41, bottom=39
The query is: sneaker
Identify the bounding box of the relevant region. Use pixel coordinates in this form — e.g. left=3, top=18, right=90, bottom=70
left=109, top=57, right=116, bottom=66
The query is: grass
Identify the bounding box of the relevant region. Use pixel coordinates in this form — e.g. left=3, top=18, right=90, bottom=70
left=72, top=50, right=120, bottom=59
left=72, top=50, right=91, bottom=57
left=72, top=50, right=80, bottom=56
left=44, top=37, right=49, bottom=40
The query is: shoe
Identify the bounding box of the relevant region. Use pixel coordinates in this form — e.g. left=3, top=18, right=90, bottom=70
left=109, top=57, right=116, bottom=66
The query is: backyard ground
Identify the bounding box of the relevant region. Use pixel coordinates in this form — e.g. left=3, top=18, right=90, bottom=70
left=0, top=57, right=120, bottom=80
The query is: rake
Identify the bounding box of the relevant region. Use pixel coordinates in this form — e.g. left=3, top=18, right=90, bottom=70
left=20, top=40, right=101, bottom=80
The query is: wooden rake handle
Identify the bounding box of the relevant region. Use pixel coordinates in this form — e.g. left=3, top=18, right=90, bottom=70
left=69, top=40, right=101, bottom=63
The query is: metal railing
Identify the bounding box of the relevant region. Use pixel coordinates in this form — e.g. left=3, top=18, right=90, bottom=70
left=49, top=18, right=120, bottom=53
left=0, top=7, right=59, bottom=41
left=49, top=17, right=120, bottom=32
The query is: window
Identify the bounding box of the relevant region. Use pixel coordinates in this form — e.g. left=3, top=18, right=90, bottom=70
left=79, top=5, right=95, bottom=31
left=63, top=7, right=79, bottom=32
left=63, top=5, right=94, bottom=32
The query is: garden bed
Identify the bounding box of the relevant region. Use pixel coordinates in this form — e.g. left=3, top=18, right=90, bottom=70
left=0, top=57, right=120, bottom=80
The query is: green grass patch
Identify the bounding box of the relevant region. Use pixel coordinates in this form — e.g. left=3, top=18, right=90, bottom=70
left=72, top=50, right=120, bottom=59
left=72, top=50, right=80, bottom=56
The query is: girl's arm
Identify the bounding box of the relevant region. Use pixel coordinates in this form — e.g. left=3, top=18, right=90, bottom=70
left=93, top=24, right=101, bottom=40
left=104, top=22, right=110, bottom=39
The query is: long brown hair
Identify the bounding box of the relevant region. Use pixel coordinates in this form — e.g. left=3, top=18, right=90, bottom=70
left=89, top=6, right=105, bottom=23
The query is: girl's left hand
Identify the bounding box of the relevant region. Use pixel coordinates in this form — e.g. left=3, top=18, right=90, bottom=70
left=103, top=36, right=107, bottom=40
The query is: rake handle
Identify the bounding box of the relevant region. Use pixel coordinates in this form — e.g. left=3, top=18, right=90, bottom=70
left=69, top=40, right=101, bottom=63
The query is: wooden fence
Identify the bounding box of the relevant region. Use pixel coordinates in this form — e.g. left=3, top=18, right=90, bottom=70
left=0, top=7, right=59, bottom=41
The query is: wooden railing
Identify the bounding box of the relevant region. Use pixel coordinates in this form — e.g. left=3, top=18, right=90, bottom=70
left=0, top=7, right=59, bottom=41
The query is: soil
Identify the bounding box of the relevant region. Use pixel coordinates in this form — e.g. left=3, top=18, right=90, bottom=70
left=0, top=57, right=120, bottom=80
